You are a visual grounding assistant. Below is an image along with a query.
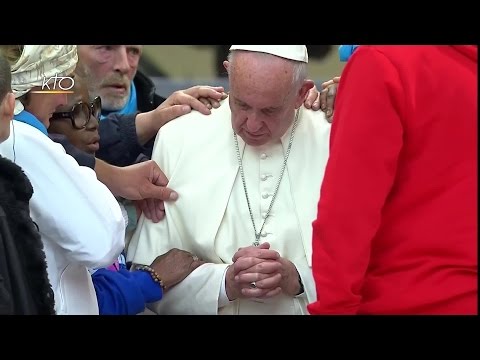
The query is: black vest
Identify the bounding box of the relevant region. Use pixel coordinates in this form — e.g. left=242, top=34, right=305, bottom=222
left=0, top=156, right=55, bottom=315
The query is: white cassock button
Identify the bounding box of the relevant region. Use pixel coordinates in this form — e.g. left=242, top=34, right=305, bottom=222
left=262, top=192, right=270, bottom=199
left=260, top=174, right=267, bottom=181
left=260, top=153, right=267, bottom=160
left=262, top=212, right=268, bottom=219
left=261, top=231, right=267, bottom=237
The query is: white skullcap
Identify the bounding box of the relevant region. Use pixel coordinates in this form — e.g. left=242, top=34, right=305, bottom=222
left=229, top=45, right=308, bottom=63
left=9, top=45, right=78, bottom=115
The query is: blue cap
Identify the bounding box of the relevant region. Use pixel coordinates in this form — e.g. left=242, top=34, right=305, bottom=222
left=338, top=45, right=359, bottom=62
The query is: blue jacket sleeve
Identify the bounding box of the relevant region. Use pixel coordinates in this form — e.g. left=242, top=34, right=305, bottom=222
left=92, top=268, right=162, bottom=315
left=48, top=133, right=95, bottom=169
left=96, top=113, right=152, bottom=167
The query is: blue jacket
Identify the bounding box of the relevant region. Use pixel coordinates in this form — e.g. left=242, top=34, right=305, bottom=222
left=92, top=261, right=163, bottom=315
left=51, top=71, right=165, bottom=168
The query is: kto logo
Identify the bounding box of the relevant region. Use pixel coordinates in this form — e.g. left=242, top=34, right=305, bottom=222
left=31, top=74, right=74, bottom=94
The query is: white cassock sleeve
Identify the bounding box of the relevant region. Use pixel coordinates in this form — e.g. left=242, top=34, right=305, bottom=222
left=150, top=263, right=230, bottom=315
left=293, top=260, right=316, bottom=305
left=1, top=122, right=125, bottom=268
left=127, top=121, right=231, bottom=314
left=129, top=201, right=230, bottom=314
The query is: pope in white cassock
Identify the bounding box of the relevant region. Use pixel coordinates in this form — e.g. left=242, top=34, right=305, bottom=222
left=127, top=45, right=331, bottom=315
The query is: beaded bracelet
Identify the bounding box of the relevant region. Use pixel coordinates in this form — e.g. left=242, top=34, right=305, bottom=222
left=136, top=265, right=166, bottom=290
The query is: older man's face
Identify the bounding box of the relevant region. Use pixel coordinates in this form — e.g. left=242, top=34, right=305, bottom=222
left=229, top=53, right=299, bottom=146
left=76, top=45, right=142, bottom=112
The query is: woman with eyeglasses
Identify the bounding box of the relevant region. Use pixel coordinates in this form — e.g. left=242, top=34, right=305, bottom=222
left=47, top=75, right=204, bottom=315
left=48, top=76, right=102, bottom=155
left=0, top=45, right=125, bottom=315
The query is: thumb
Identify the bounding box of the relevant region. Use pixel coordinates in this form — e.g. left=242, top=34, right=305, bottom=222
left=258, top=242, right=271, bottom=250
left=160, top=104, right=192, bottom=126
left=143, top=183, right=178, bottom=201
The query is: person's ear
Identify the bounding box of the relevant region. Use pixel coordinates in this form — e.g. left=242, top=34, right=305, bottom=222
left=0, top=93, right=14, bottom=142
left=295, top=80, right=315, bottom=108
left=223, top=60, right=230, bottom=73
left=1, top=92, right=15, bottom=119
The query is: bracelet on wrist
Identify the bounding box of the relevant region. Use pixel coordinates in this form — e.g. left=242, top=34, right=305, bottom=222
left=136, top=264, right=165, bottom=290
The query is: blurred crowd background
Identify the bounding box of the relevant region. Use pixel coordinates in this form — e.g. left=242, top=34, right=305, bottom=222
left=138, top=45, right=345, bottom=97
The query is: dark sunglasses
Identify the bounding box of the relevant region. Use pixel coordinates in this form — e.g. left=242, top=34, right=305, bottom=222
left=50, top=96, right=101, bottom=129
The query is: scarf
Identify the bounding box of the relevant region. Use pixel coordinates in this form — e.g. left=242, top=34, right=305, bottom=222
left=100, top=81, right=138, bottom=120
left=13, top=110, right=48, bottom=136
left=10, top=45, right=78, bottom=116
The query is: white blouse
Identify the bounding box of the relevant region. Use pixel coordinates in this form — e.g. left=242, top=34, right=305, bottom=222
left=0, top=121, right=125, bottom=314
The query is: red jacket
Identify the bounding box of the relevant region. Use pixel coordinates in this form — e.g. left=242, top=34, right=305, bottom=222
left=308, top=45, right=477, bottom=315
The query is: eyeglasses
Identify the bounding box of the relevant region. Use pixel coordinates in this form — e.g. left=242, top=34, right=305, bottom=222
left=50, top=96, right=101, bottom=129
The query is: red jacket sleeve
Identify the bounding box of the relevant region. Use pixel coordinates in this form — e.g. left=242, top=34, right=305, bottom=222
left=308, top=47, right=405, bottom=314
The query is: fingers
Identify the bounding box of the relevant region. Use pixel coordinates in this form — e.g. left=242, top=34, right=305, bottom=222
left=257, top=242, right=271, bottom=250
left=319, top=88, right=327, bottom=111
left=198, top=97, right=212, bottom=110
left=149, top=161, right=169, bottom=187
left=136, top=199, right=165, bottom=223
left=184, top=86, right=226, bottom=101
left=232, top=242, right=277, bottom=262
left=178, top=93, right=212, bottom=115
left=173, top=86, right=227, bottom=115
left=159, top=86, right=228, bottom=118
left=231, top=257, right=265, bottom=274
left=318, top=84, right=337, bottom=121
left=157, top=104, right=193, bottom=126
left=321, top=78, right=336, bottom=89
left=304, top=85, right=320, bottom=110
left=235, top=270, right=282, bottom=285
left=324, top=84, right=336, bottom=120
left=241, top=285, right=282, bottom=298
left=261, top=287, right=282, bottom=298
left=235, top=259, right=282, bottom=278
left=319, top=77, right=340, bottom=121
left=146, top=198, right=160, bottom=222
left=198, top=97, right=221, bottom=110
left=255, top=273, right=282, bottom=290
left=146, top=162, right=179, bottom=201
left=142, top=182, right=178, bottom=202
left=152, top=199, right=165, bottom=223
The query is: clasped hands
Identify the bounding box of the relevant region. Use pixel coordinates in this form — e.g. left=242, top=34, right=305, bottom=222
left=225, top=242, right=301, bottom=301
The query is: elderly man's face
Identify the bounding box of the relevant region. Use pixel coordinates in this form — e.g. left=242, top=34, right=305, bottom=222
left=76, top=45, right=142, bottom=112
left=228, top=53, right=301, bottom=146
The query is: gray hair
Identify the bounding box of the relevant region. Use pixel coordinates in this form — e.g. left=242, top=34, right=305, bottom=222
left=227, top=50, right=307, bottom=91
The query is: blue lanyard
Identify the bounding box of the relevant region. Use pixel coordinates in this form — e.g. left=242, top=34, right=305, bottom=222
left=14, top=110, right=48, bottom=136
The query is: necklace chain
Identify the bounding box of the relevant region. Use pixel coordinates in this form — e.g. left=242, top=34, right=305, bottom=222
left=234, top=109, right=300, bottom=247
